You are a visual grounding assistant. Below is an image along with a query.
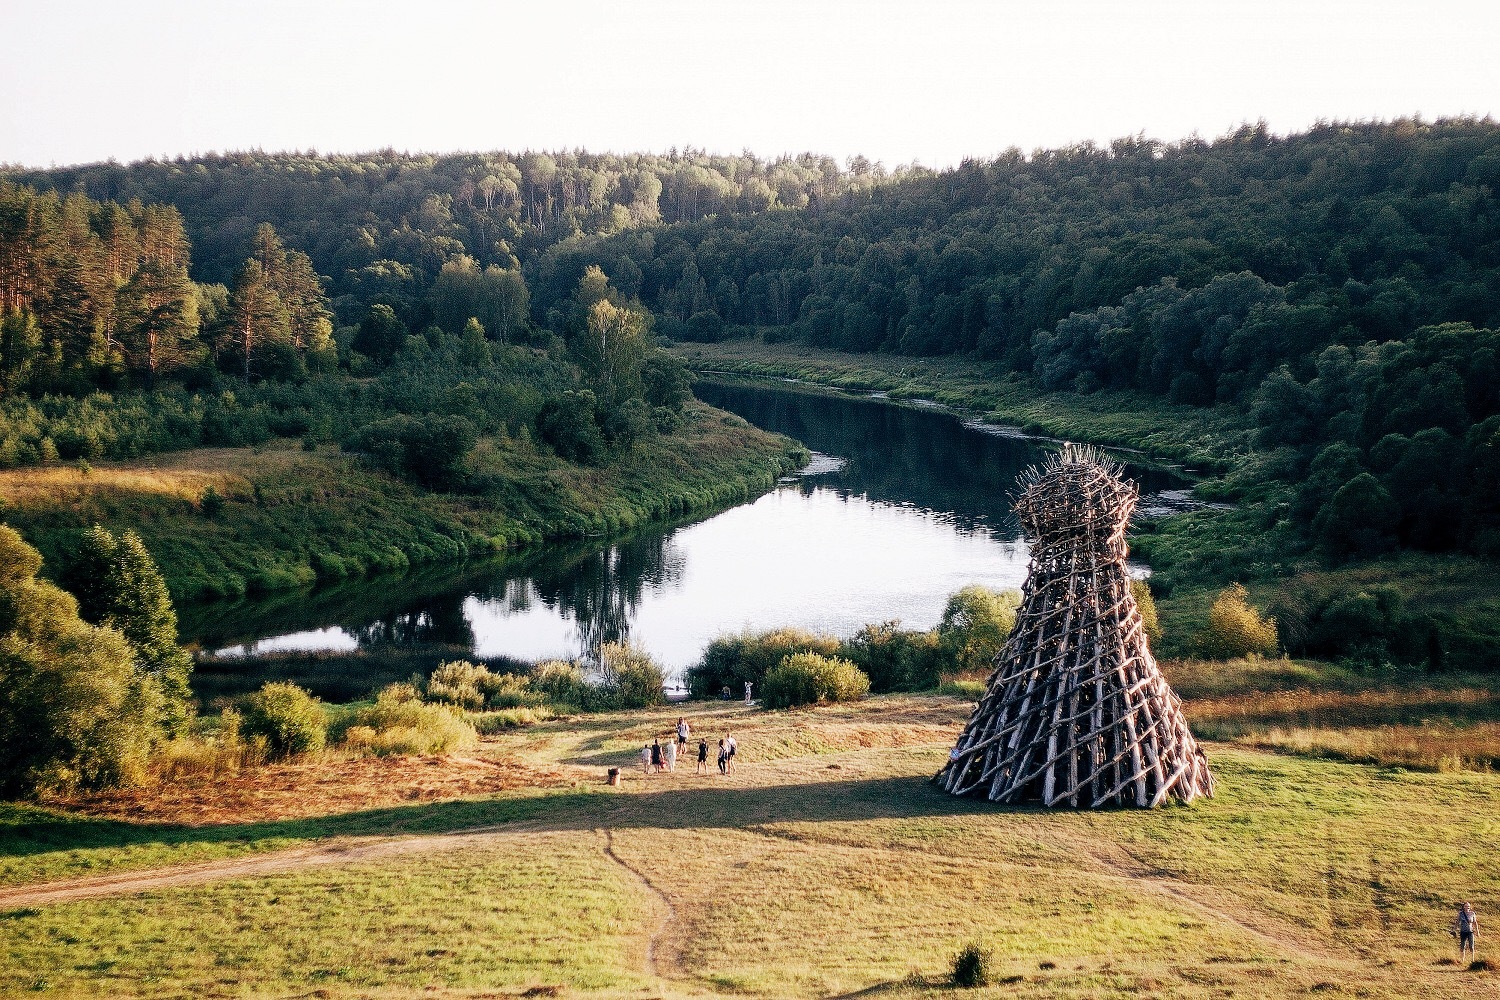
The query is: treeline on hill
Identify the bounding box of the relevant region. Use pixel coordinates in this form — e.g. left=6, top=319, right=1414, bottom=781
left=8, top=121, right=1500, bottom=561
left=0, top=182, right=695, bottom=501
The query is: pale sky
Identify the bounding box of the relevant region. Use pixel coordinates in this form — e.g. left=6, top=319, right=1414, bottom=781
left=4, top=0, right=1497, bottom=169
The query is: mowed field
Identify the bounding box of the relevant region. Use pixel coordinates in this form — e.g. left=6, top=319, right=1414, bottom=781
left=2, top=689, right=1498, bottom=999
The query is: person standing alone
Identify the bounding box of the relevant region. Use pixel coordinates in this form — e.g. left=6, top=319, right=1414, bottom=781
left=1455, top=902, right=1479, bottom=961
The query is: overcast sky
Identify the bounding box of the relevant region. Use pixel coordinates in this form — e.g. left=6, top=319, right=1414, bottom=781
left=4, top=1, right=1497, bottom=169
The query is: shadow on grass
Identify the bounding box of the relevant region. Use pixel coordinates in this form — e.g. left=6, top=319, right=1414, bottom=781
left=1, top=774, right=1003, bottom=876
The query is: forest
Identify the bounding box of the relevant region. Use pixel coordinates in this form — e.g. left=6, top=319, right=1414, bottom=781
left=6, top=118, right=1499, bottom=566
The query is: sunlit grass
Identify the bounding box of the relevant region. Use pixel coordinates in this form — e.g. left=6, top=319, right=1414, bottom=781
left=2, top=692, right=1498, bottom=997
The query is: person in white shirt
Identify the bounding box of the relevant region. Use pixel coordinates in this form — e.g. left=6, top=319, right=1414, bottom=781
left=725, top=733, right=738, bottom=774
left=663, top=738, right=677, bottom=772
left=640, top=743, right=652, bottom=776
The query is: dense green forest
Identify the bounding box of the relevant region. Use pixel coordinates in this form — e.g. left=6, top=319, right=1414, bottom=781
left=7, top=121, right=1498, bottom=542
left=5, top=118, right=1500, bottom=582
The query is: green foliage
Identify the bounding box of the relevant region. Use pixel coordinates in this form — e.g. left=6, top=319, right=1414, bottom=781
left=338, top=683, right=476, bottom=756
left=760, top=652, right=870, bottom=709
left=424, top=660, right=545, bottom=711
left=937, top=585, right=1021, bottom=675
left=351, top=304, right=408, bottom=366
left=242, top=682, right=328, bottom=759
left=593, top=642, right=667, bottom=711
left=839, top=621, right=946, bottom=692
left=60, top=526, right=193, bottom=731
left=1132, top=578, right=1163, bottom=644
left=345, top=413, right=478, bottom=490
left=0, top=526, right=161, bottom=794
left=528, top=659, right=589, bottom=706
left=951, top=942, right=994, bottom=988
left=1195, top=584, right=1279, bottom=660
left=536, top=391, right=605, bottom=463
left=688, top=627, right=843, bottom=699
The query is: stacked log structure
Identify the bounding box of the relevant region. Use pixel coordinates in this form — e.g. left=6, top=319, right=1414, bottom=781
left=936, top=444, right=1214, bottom=808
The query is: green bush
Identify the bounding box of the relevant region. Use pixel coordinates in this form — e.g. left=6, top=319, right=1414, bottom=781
left=530, top=659, right=589, bottom=706
left=688, top=627, right=842, bottom=699
left=1131, top=578, right=1163, bottom=644
left=590, top=642, right=667, bottom=711
left=1194, top=583, right=1279, bottom=659
left=937, top=586, right=1021, bottom=676
left=243, top=681, right=328, bottom=759
left=0, top=527, right=162, bottom=794
left=340, top=683, right=476, bottom=756
left=761, top=652, right=870, bottom=709
left=951, top=942, right=994, bottom=988
left=840, top=621, right=948, bottom=692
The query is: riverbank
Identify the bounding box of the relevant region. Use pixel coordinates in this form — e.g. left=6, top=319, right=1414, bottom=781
left=0, top=400, right=806, bottom=604
left=2, top=680, right=1497, bottom=997
left=674, top=341, right=1500, bottom=670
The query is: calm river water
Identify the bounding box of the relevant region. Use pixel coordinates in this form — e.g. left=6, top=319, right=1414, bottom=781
left=183, top=380, right=1191, bottom=698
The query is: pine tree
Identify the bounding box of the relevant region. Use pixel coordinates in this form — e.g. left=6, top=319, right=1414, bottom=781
left=63, top=526, right=193, bottom=732
left=224, top=259, right=290, bottom=378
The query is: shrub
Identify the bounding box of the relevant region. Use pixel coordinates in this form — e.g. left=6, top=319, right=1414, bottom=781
left=152, top=708, right=267, bottom=782
left=1194, top=583, right=1278, bottom=659
left=340, top=683, right=476, bottom=756
left=951, top=942, right=994, bottom=988
left=0, top=526, right=161, bottom=795
left=243, top=682, right=328, bottom=759
left=841, top=621, right=948, bottom=692
left=688, top=627, right=842, bottom=699
left=761, top=652, right=870, bottom=709
left=937, top=586, right=1021, bottom=676
left=473, top=706, right=554, bottom=733
left=591, top=642, right=667, bottom=710
left=1131, top=578, right=1163, bottom=644
left=425, top=660, right=488, bottom=710
left=530, top=659, right=589, bottom=706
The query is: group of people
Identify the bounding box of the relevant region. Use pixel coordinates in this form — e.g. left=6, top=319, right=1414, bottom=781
left=640, top=717, right=738, bottom=776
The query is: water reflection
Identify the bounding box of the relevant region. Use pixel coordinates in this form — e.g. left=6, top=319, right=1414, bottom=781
left=186, top=379, right=1189, bottom=699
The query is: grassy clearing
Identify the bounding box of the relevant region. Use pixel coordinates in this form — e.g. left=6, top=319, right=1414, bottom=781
left=0, top=402, right=804, bottom=603
left=0, top=687, right=1497, bottom=998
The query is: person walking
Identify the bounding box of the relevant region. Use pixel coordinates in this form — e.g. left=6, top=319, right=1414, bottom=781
left=1455, top=902, right=1479, bottom=961
left=696, top=738, right=709, bottom=774
left=640, top=742, right=652, bottom=776
left=717, top=738, right=728, bottom=775
left=676, top=717, right=690, bottom=754
left=663, top=737, right=677, bottom=772
left=725, top=733, right=738, bottom=774
left=651, top=739, right=663, bottom=773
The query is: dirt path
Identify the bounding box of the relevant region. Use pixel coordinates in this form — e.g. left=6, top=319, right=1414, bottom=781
left=0, top=824, right=529, bottom=909
left=599, top=827, right=678, bottom=985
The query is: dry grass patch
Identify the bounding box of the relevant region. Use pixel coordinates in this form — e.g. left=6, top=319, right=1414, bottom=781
left=42, top=750, right=574, bottom=826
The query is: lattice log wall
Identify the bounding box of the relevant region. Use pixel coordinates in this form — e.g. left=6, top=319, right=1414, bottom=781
left=936, top=445, right=1214, bottom=808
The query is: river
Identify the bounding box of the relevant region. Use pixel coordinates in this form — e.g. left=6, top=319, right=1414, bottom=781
left=182, top=379, right=1192, bottom=702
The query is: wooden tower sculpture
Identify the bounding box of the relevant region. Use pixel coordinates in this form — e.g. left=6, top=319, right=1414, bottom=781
left=936, top=445, right=1214, bottom=808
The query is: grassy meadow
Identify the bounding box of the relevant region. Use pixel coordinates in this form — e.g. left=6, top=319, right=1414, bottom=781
left=2, top=662, right=1498, bottom=999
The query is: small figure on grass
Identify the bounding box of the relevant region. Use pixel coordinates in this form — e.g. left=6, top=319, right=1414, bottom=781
left=640, top=743, right=652, bottom=777
left=717, top=738, right=728, bottom=775
left=1454, top=901, right=1478, bottom=962
left=725, top=733, right=738, bottom=774
left=651, top=738, right=663, bottom=773
left=677, top=716, right=690, bottom=753
left=697, top=738, right=709, bottom=774
left=663, top=737, right=677, bottom=772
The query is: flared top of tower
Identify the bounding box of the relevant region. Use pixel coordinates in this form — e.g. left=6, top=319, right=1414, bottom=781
left=1013, top=444, right=1138, bottom=552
